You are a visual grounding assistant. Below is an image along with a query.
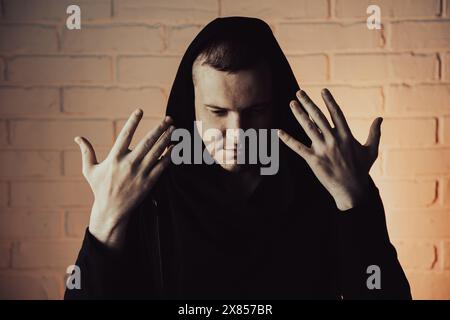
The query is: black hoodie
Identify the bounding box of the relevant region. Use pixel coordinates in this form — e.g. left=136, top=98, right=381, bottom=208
left=65, top=17, right=411, bottom=300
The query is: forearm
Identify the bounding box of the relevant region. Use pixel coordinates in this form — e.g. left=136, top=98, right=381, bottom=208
left=336, top=177, right=412, bottom=299
left=64, top=228, right=131, bottom=300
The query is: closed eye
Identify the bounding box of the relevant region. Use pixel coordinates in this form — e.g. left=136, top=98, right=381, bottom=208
left=208, top=108, right=228, bottom=116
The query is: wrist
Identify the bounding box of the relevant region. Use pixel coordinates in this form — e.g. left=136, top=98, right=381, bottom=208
left=89, top=204, right=128, bottom=250
left=334, top=175, right=371, bottom=211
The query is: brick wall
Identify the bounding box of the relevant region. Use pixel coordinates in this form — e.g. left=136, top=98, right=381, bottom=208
left=0, top=0, right=449, bottom=299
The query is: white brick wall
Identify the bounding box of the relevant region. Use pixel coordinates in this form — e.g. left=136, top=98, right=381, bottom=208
left=0, top=0, right=449, bottom=299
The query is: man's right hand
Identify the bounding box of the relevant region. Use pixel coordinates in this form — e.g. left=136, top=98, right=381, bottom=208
left=74, top=108, right=175, bottom=250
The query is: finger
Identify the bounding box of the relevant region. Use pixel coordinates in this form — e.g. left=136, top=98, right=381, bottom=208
left=145, top=145, right=174, bottom=190
left=277, top=129, right=313, bottom=160
left=321, top=88, right=352, bottom=139
left=140, top=125, right=175, bottom=172
left=296, top=90, right=333, bottom=140
left=130, top=117, right=174, bottom=164
left=365, top=117, right=383, bottom=159
left=74, top=136, right=98, bottom=177
left=110, top=108, right=144, bottom=158
left=289, top=100, right=323, bottom=144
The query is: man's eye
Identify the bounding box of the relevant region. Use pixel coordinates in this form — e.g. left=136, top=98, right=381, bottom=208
left=210, top=109, right=227, bottom=116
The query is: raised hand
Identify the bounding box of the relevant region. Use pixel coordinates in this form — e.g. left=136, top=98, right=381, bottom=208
left=74, top=109, right=175, bottom=249
left=278, top=88, right=382, bottom=211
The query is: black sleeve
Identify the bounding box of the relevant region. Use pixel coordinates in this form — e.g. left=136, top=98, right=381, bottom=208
left=64, top=197, right=160, bottom=300
left=63, top=228, right=135, bottom=299
left=336, top=176, right=412, bottom=300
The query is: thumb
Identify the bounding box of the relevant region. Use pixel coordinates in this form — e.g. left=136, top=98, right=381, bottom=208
left=74, top=136, right=97, bottom=176
left=364, top=117, right=383, bottom=159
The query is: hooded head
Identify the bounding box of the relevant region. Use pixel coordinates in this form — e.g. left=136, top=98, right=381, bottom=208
left=166, top=16, right=309, bottom=175
left=154, top=18, right=327, bottom=299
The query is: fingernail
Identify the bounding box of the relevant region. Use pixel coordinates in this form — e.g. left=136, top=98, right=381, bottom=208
left=135, top=108, right=143, bottom=116
left=165, top=116, right=172, bottom=123
left=74, top=137, right=80, bottom=144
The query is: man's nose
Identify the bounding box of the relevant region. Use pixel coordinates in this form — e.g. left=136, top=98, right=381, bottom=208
left=224, top=113, right=245, bottom=148
left=226, top=112, right=243, bottom=130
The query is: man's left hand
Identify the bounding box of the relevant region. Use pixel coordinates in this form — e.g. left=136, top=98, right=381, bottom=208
left=278, top=88, right=382, bottom=211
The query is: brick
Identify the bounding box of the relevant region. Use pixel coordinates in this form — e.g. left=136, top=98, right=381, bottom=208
left=443, top=241, right=450, bottom=269
left=377, top=179, right=436, bottom=208
left=0, top=182, right=8, bottom=206
left=11, top=181, right=93, bottom=206
left=0, top=212, right=63, bottom=238
left=12, top=240, right=82, bottom=268
left=0, top=243, right=11, bottom=268
left=114, top=0, right=218, bottom=22
left=334, top=54, right=389, bottom=82
left=277, top=23, right=383, bottom=53
left=287, top=54, right=328, bottom=82
left=392, top=21, right=450, bottom=49
left=387, top=210, right=450, bottom=238
left=115, top=118, right=162, bottom=148
left=444, top=52, right=450, bottom=81
left=333, top=53, right=437, bottom=82
left=348, top=118, right=436, bottom=147
left=302, top=85, right=382, bottom=117
left=387, top=84, right=450, bottom=114
left=392, top=240, right=437, bottom=270
left=0, top=120, right=8, bottom=146
left=65, top=210, right=90, bottom=237
left=335, top=0, right=440, bottom=18
left=0, top=25, right=57, bottom=52
left=442, top=117, right=450, bottom=144
left=405, top=271, right=450, bottom=299
left=165, top=25, right=203, bottom=54
left=61, top=25, right=163, bottom=53
left=8, top=56, right=112, bottom=83
left=63, top=149, right=109, bottom=177
left=442, top=178, right=450, bottom=206
left=118, top=56, right=180, bottom=87
left=3, top=0, right=111, bottom=21
left=10, top=120, right=113, bottom=148
left=0, top=58, right=4, bottom=81
left=383, top=118, right=437, bottom=146
left=0, top=87, right=60, bottom=116
left=63, top=87, right=166, bottom=117
left=385, top=148, right=450, bottom=176
left=0, top=151, right=61, bottom=177
left=391, top=53, right=438, bottom=81
left=0, top=273, right=61, bottom=299
left=221, top=0, right=328, bottom=20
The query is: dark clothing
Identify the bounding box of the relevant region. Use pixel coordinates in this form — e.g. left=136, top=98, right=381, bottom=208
left=65, top=17, right=411, bottom=300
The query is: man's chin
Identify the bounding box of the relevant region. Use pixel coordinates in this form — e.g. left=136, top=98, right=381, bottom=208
left=217, top=162, right=245, bottom=173
left=217, top=161, right=259, bottom=174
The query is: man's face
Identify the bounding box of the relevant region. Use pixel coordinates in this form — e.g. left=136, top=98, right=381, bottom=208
left=193, top=60, right=273, bottom=172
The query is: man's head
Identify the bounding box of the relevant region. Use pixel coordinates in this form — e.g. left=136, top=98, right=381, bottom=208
left=192, top=37, right=273, bottom=172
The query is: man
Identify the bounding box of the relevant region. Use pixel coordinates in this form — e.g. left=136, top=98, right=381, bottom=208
left=65, top=17, right=411, bottom=300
